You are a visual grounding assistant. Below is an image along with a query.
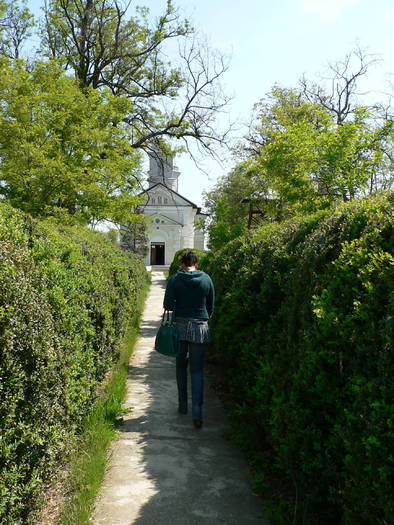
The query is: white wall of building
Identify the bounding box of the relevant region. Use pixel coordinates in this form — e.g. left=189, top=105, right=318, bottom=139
left=143, top=221, right=183, bottom=265
left=137, top=154, right=206, bottom=265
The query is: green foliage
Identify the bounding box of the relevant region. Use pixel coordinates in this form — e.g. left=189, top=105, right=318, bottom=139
left=120, top=219, right=149, bottom=257
left=38, top=0, right=228, bottom=153
left=59, top=281, right=149, bottom=525
left=0, top=201, right=147, bottom=524
left=0, top=58, right=142, bottom=223
left=244, top=86, right=393, bottom=215
left=0, top=0, right=35, bottom=59
left=258, top=106, right=388, bottom=209
left=203, top=160, right=288, bottom=252
left=205, top=192, right=394, bottom=523
left=203, top=162, right=257, bottom=251
left=168, top=247, right=212, bottom=276
left=40, top=0, right=189, bottom=92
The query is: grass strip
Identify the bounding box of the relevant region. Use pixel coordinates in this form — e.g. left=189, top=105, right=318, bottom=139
left=58, top=279, right=150, bottom=525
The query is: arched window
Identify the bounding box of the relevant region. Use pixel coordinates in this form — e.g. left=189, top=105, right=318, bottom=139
left=164, top=197, right=168, bottom=204
left=150, top=197, right=155, bottom=204
left=157, top=196, right=162, bottom=204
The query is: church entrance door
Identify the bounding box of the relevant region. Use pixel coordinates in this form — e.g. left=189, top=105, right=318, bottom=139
left=151, top=243, right=165, bottom=265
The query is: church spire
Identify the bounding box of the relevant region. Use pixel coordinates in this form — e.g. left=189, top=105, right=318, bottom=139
left=148, top=152, right=180, bottom=192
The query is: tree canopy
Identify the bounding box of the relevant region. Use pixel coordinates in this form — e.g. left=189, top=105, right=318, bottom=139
left=205, top=50, right=393, bottom=250
left=39, top=0, right=230, bottom=156
left=0, top=0, right=35, bottom=58
left=246, top=86, right=393, bottom=212
left=0, top=58, right=142, bottom=223
left=0, top=0, right=230, bottom=225
left=203, top=163, right=253, bottom=251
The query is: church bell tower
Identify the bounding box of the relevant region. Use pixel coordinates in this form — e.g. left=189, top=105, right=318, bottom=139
left=147, top=153, right=180, bottom=192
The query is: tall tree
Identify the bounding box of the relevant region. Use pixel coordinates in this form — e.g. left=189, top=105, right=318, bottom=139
left=299, top=48, right=394, bottom=195
left=203, top=162, right=267, bottom=250
left=0, top=0, right=35, bottom=59
left=120, top=217, right=149, bottom=257
left=300, top=47, right=379, bottom=126
left=243, top=80, right=393, bottom=213
left=0, top=58, right=142, bottom=222
left=244, top=86, right=327, bottom=157
left=39, top=0, right=230, bottom=157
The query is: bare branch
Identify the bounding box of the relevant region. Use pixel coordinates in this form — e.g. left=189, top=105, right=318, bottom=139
left=39, top=0, right=232, bottom=160
left=300, top=46, right=381, bottom=124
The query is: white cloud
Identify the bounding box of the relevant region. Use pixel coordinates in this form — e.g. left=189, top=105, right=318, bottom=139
left=302, top=0, right=360, bottom=20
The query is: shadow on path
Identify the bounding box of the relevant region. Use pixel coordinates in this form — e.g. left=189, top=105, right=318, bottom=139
left=93, top=272, right=269, bottom=525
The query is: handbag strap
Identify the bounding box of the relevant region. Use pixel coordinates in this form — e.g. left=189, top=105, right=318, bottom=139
left=162, top=310, right=172, bottom=325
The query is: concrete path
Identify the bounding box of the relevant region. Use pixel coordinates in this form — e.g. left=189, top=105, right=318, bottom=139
left=92, top=271, right=269, bottom=525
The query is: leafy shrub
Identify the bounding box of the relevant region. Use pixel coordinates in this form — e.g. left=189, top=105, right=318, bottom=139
left=168, top=247, right=212, bottom=276
left=0, top=202, right=147, bottom=524
left=204, top=193, right=394, bottom=523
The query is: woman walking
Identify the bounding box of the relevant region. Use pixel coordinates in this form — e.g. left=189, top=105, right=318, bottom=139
left=163, top=251, right=215, bottom=429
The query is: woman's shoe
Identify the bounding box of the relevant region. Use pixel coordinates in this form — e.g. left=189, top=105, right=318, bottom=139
left=193, top=419, right=203, bottom=429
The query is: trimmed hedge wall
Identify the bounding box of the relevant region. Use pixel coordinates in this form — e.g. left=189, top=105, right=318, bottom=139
left=0, top=202, right=147, bottom=524
left=205, top=193, right=394, bottom=523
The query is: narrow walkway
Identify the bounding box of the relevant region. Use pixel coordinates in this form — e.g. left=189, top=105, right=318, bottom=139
left=92, top=271, right=268, bottom=524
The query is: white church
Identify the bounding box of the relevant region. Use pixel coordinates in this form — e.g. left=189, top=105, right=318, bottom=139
left=136, top=154, right=207, bottom=266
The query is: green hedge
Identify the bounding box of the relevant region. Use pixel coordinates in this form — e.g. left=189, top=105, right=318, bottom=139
left=168, top=247, right=212, bottom=276
left=0, top=202, right=147, bottom=524
left=205, top=193, right=394, bottom=523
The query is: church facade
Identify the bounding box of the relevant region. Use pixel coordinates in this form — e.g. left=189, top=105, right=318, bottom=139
left=136, top=154, right=206, bottom=266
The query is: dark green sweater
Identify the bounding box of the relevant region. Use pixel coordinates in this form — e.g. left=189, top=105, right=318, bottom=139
left=163, top=270, right=215, bottom=319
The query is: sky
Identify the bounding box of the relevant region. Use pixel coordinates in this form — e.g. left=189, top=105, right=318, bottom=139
left=27, top=0, right=394, bottom=208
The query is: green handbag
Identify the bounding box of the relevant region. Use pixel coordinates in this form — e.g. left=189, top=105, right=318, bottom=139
left=155, top=310, right=180, bottom=357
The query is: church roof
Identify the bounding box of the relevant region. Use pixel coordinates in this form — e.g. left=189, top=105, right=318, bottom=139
left=138, top=183, right=199, bottom=209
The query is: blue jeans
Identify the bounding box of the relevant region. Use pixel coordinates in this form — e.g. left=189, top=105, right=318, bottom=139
left=176, top=341, right=207, bottom=420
